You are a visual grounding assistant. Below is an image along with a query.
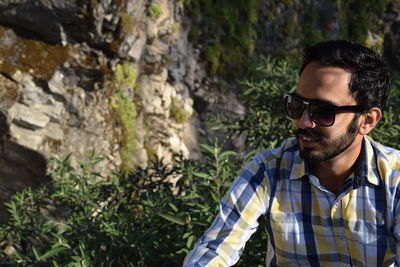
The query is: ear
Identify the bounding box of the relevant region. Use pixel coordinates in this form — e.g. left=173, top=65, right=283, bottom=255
left=358, top=107, right=382, bottom=135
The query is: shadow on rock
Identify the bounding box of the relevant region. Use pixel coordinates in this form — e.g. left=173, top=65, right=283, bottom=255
left=0, top=140, right=49, bottom=222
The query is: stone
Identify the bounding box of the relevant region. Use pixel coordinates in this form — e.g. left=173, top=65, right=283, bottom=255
left=182, top=117, right=201, bottom=160
left=48, top=70, right=67, bottom=96
left=0, top=73, right=19, bottom=112
left=128, top=31, right=147, bottom=62
left=44, top=122, right=64, bottom=141
left=9, top=124, right=44, bottom=150
left=9, top=102, right=50, bottom=130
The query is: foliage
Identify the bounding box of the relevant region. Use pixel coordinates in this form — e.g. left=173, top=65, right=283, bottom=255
left=337, top=0, right=388, bottom=44
left=0, top=141, right=267, bottom=266
left=114, top=62, right=137, bottom=87
left=185, top=0, right=258, bottom=77
left=113, top=62, right=138, bottom=171
left=216, top=56, right=298, bottom=152
left=369, top=78, right=400, bottom=149
left=149, top=3, right=162, bottom=19
left=170, top=97, right=191, bottom=124
left=302, top=1, right=325, bottom=46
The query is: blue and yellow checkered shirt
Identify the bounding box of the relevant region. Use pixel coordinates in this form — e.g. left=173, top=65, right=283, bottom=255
left=184, top=136, right=400, bottom=266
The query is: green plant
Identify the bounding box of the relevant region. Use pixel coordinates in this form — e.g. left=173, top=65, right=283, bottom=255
left=369, top=78, right=400, bottom=149
left=184, top=0, right=258, bottom=77
left=113, top=62, right=138, bottom=171
left=149, top=3, right=162, bottom=19
left=216, top=56, right=298, bottom=152
left=337, top=0, right=388, bottom=44
left=114, top=62, right=137, bottom=88
left=119, top=12, right=136, bottom=35
left=0, top=142, right=257, bottom=265
left=302, top=0, right=325, bottom=46
left=170, top=98, right=191, bottom=124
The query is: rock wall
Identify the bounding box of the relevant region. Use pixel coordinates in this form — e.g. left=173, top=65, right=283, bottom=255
left=0, top=0, right=222, bottom=214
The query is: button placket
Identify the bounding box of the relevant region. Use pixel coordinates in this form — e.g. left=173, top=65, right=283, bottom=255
left=331, top=199, right=350, bottom=264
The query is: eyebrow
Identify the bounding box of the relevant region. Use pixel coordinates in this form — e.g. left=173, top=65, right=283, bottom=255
left=293, top=93, right=339, bottom=106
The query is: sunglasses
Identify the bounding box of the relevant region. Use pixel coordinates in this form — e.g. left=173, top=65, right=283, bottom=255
left=284, top=93, right=364, bottom=126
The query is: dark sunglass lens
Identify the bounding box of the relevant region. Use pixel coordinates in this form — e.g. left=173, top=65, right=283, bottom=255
left=310, top=105, right=335, bottom=126
left=285, top=96, right=304, bottom=119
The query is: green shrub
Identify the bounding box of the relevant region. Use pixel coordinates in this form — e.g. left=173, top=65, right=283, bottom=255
left=369, top=78, right=400, bottom=149
left=0, top=142, right=253, bottom=265
left=216, top=56, right=298, bottom=152
left=338, top=0, right=388, bottom=44
left=184, top=0, right=258, bottom=77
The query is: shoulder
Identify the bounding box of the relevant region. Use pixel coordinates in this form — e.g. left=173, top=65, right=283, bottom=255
left=367, top=136, right=400, bottom=171
left=242, top=137, right=299, bottom=182
left=229, top=138, right=298, bottom=201
left=253, top=137, right=298, bottom=164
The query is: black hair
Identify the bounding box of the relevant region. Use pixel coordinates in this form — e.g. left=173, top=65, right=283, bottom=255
left=300, top=40, right=391, bottom=112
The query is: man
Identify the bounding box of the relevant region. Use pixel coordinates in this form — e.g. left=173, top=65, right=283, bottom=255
left=184, top=40, right=400, bottom=266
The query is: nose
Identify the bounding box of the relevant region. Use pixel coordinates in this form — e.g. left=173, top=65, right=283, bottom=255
left=297, top=108, right=315, bottom=129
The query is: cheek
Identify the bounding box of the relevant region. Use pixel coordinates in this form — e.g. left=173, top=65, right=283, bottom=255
left=323, top=120, right=351, bottom=139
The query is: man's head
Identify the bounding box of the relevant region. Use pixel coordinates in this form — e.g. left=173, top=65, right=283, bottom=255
left=287, top=40, right=391, bottom=162
left=300, top=40, right=391, bottom=112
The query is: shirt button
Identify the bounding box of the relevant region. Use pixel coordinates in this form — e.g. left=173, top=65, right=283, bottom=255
left=339, top=236, right=346, bottom=241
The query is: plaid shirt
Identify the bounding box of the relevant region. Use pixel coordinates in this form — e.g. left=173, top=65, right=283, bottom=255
left=184, top=136, right=400, bottom=267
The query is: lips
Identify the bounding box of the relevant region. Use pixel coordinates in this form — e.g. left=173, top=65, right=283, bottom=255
left=296, top=128, right=323, bottom=148
left=299, top=134, right=320, bottom=147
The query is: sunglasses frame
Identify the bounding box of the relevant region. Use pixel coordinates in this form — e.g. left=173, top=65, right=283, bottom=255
left=284, top=93, right=364, bottom=126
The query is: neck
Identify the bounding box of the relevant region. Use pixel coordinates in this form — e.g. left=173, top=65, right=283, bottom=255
left=312, top=136, right=363, bottom=195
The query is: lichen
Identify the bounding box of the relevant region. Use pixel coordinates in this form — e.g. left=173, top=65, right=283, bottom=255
left=113, top=62, right=138, bottom=171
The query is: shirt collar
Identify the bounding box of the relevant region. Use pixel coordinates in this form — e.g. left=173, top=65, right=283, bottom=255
left=352, top=136, right=380, bottom=188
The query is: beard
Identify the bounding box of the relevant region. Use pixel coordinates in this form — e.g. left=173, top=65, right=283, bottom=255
left=296, top=114, right=360, bottom=162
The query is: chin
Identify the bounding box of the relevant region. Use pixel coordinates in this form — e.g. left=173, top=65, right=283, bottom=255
left=300, top=149, right=331, bottom=162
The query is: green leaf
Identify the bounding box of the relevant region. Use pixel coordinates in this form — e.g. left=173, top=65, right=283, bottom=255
left=38, top=247, right=67, bottom=260
left=186, top=235, right=195, bottom=248
left=211, top=191, right=220, bottom=203
left=14, top=251, right=30, bottom=262
left=32, top=246, right=40, bottom=261
left=219, top=150, right=237, bottom=159
left=156, top=212, right=185, bottom=225
left=182, top=232, right=191, bottom=239
left=192, top=172, right=212, bottom=180
left=200, top=144, right=215, bottom=154
left=168, top=203, right=178, bottom=212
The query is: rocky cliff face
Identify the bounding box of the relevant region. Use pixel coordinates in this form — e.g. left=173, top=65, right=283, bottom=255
left=0, top=0, right=230, bottom=215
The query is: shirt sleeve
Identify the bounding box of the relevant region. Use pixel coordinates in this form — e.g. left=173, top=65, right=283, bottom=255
left=183, top=155, right=270, bottom=266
